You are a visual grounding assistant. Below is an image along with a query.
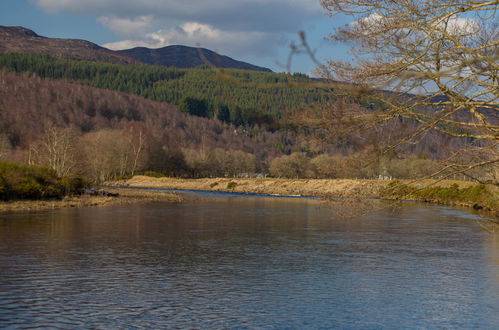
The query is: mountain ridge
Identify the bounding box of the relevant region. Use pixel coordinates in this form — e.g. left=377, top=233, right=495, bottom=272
left=0, top=25, right=272, bottom=72
left=0, top=26, right=138, bottom=65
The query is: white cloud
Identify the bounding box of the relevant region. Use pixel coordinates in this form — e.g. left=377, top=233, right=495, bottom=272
left=352, top=12, right=480, bottom=38
left=103, top=22, right=282, bottom=57
left=31, top=0, right=323, bottom=61
left=32, top=0, right=322, bottom=32
left=443, top=17, right=480, bottom=37
left=356, top=12, right=385, bottom=27
left=97, top=16, right=154, bottom=38
left=181, top=22, right=221, bottom=39
left=32, top=0, right=112, bottom=14
left=101, top=39, right=150, bottom=50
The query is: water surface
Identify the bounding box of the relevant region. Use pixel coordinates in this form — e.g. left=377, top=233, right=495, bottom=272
left=0, top=195, right=498, bottom=328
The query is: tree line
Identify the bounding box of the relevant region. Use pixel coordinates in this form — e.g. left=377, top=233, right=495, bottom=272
left=6, top=124, right=477, bottom=183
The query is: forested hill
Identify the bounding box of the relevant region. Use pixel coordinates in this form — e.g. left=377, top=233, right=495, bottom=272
left=0, top=55, right=478, bottom=180
left=0, top=52, right=473, bottom=158
left=0, top=52, right=341, bottom=129
left=0, top=70, right=453, bottom=181
left=117, top=45, right=272, bottom=72
left=0, top=71, right=287, bottom=174
left=0, top=26, right=137, bottom=65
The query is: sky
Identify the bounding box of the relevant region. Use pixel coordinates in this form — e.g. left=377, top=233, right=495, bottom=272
left=0, top=0, right=352, bottom=73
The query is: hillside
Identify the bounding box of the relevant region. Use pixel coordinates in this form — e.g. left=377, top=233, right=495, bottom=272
left=0, top=26, right=137, bottom=65
left=0, top=52, right=335, bottom=129
left=118, top=45, right=272, bottom=72
left=0, top=71, right=285, bottom=164
left=0, top=52, right=479, bottom=160
left=0, top=62, right=492, bottom=183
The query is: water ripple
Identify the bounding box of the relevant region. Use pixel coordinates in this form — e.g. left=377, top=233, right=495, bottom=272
left=0, top=199, right=498, bottom=328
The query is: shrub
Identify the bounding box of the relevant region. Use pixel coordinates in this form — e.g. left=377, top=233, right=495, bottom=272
left=269, top=152, right=313, bottom=178
left=59, top=176, right=86, bottom=195
left=142, top=171, right=166, bottom=178
left=414, top=183, right=488, bottom=203
left=0, top=161, right=84, bottom=201
left=310, top=154, right=347, bottom=178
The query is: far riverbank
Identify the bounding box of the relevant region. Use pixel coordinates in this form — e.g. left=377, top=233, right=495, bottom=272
left=110, top=176, right=498, bottom=217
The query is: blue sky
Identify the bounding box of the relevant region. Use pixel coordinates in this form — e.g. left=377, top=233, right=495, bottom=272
left=0, top=0, right=352, bottom=73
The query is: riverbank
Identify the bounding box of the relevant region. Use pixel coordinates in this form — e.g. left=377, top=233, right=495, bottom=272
left=110, top=176, right=498, bottom=217
left=0, top=188, right=182, bottom=213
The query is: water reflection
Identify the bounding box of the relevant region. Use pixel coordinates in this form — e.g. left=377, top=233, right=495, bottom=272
left=0, top=197, right=498, bottom=328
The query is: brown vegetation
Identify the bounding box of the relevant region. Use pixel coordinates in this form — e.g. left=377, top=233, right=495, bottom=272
left=1, top=69, right=495, bottom=186
left=0, top=71, right=287, bottom=180
left=113, top=175, right=388, bottom=198
left=0, top=71, right=277, bottom=152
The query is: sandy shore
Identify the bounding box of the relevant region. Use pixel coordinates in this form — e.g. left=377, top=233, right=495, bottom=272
left=0, top=188, right=182, bottom=213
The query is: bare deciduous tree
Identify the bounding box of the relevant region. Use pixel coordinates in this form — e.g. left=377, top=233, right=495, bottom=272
left=318, top=0, right=498, bottom=182
left=30, top=125, right=79, bottom=177
left=79, top=128, right=149, bottom=182
left=123, top=123, right=147, bottom=176
left=270, top=152, right=314, bottom=178
left=0, top=134, right=10, bottom=161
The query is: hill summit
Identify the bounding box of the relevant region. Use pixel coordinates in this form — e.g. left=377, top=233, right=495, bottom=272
left=0, top=26, right=137, bottom=65
left=117, top=45, right=272, bottom=72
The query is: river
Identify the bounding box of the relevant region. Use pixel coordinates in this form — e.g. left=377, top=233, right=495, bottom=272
left=0, top=192, right=498, bottom=328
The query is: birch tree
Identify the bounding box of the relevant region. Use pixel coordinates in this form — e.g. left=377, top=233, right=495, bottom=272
left=0, top=134, right=10, bottom=161
left=31, top=125, right=79, bottom=177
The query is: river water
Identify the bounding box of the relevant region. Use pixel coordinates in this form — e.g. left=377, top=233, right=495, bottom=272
left=0, top=192, right=498, bottom=328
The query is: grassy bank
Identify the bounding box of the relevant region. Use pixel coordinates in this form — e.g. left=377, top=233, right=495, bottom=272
left=383, top=180, right=498, bottom=213
left=0, top=161, right=182, bottom=213
left=111, top=176, right=498, bottom=217
left=0, top=188, right=182, bottom=213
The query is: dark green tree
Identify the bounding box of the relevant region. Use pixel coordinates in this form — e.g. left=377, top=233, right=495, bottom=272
left=179, top=96, right=210, bottom=118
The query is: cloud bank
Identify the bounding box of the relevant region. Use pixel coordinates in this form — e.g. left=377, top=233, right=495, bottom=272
left=32, top=0, right=324, bottom=56
left=102, top=22, right=281, bottom=57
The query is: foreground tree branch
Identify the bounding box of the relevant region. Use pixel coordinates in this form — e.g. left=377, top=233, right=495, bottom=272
left=317, top=0, right=498, bottom=183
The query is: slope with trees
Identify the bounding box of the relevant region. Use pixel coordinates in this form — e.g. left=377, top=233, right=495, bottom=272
left=0, top=71, right=291, bottom=180
left=0, top=52, right=337, bottom=129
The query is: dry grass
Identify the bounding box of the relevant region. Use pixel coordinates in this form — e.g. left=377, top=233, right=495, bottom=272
left=110, top=176, right=498, bottom=217
left=113, top=176, right=388, bottom=199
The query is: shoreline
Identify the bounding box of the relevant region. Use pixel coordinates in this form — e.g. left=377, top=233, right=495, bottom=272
left=0, top=188, right=183, bottom=213
left=1, top=176, right=497, bottom=218
left=109, top=176, right=498, bottom=217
